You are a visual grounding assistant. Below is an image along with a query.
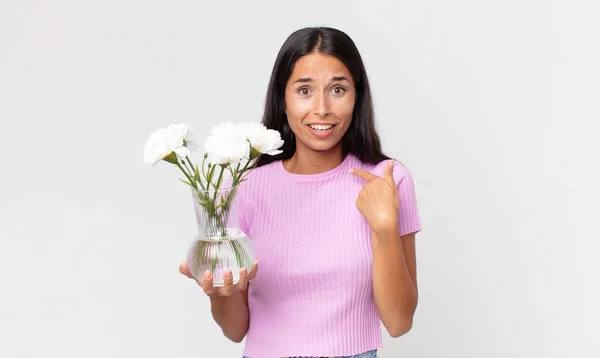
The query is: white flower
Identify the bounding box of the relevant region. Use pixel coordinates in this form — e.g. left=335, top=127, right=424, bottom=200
left=237, top=121, right=284, bottom=157
left=143, top=123, right=197, bottom=167
left=167, top=123, right=199, bottom=153
left=204, top=121, right=250, bottom=165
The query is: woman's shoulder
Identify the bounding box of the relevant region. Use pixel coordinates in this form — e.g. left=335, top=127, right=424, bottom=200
left=357, top=156, right=413, bottom=186
left=236, top=159, right=281, bottom=192
left=246, top=159, right=281, bottom=179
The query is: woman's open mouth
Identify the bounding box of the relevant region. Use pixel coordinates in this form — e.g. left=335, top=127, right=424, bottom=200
left=307, top=124, right=336, bottom=138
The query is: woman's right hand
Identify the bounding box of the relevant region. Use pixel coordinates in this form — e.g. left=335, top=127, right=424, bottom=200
left=179, top=260, right=259, bottom=297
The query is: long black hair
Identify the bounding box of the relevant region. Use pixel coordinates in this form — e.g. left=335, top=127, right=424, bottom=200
left=255, top=26, right=390, bottom=167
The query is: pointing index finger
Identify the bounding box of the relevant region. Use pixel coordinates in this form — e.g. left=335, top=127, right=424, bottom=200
left=349, top=168, right=378, bottom=181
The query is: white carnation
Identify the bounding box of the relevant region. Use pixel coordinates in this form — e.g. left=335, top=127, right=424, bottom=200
left=167, top=123, right=199, bottom=153
left=204, top=121, right=250, bottom=165
left=143, top=123, right=197, bottom=167
left=237, top=121, right=284, bottom=156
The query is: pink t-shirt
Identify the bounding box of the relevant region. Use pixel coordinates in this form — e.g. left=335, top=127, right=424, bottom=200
left=236, top=153, right=422, bottom=358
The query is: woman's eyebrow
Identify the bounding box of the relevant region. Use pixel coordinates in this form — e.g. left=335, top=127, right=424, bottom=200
left=292, top=77, right=312, bottom=84
left=292, top=76, right=351, bottom=84
left=331, top=76, right=350, bottom=83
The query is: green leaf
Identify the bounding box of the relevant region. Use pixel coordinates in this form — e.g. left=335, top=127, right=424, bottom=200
left=179, top=178, right=192, bottom=186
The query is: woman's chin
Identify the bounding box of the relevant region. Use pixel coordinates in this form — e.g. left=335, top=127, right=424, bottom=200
left=298, top=139, right=343, bottom=153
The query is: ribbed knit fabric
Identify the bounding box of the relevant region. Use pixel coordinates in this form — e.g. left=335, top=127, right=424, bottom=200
left=236, top=153, right=421, bottom=358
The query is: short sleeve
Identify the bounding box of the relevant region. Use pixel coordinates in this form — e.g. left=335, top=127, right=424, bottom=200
left=393, top=163, right=422, bottom=237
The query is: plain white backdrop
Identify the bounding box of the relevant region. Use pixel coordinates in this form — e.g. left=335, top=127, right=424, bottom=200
left=1, top=1, right=599, bottom=357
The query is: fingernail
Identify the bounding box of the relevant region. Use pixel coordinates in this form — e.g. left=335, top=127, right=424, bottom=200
left=203, top=271, right=211, bottom=280
left=224, top=271, right=232, bottom=279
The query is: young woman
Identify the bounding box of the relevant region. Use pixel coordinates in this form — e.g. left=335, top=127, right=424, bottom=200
left=180, top=26, right=422, bottom=358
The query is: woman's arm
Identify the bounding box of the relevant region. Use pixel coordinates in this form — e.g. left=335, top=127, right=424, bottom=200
left=180, top=262, right=257, bottom=343
left=372, top=229, right=418, bottom=337
left=350, top=159, right=421, bottom=337
left=210, top=289, right=249, bottom=342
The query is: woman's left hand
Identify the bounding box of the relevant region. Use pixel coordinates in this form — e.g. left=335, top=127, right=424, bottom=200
left=350, top=159, right=399, bottom=235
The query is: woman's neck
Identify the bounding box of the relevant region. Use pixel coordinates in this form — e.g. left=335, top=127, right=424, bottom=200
left=283, top=145, right=345, bottom=175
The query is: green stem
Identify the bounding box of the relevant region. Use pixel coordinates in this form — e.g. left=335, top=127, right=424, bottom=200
left=241, top=158, right=252, bottom=172
left=213, top=166, right=226, bottom=231
left=228, top=164, right=237, bottom=185
left=207, top=164, right=217, bottom=189
left=234, top=157, right=256, bottom=184
left=238, top=166, right=256, bottom=183
left=239, top=159, right=251, bottom=179
left=201, top=156, right=208, bottom=184
left=185, top=156, right=195, bottom=173
left=215, top=165, right=225, bottom=189
left=181, top=160, right=192, bottom=178
left=185, top=156, right=205, bottom=189
left=232, top=163, right=241, bottom=185
left=183, top=159, right=205, bottom=190
left=176, top=162, right=196, bottom=189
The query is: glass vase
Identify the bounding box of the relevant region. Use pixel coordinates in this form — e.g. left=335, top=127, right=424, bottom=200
left=185, top=183, right=255, bottom=287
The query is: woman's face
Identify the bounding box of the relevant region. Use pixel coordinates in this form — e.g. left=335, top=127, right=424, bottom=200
left=284, top=52, right=355, bottom=154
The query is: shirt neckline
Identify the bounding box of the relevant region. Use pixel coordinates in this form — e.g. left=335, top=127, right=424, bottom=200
left=277, top=153, right=355, bottom=182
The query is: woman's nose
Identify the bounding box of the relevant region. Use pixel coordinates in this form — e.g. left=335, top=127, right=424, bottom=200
left=313, top=93, right=331, bottom=117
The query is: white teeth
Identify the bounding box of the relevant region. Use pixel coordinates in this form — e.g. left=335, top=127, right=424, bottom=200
left=309, top=124, right=333, bottom=131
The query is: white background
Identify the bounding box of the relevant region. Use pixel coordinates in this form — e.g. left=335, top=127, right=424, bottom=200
left=1, top=1, right=599, bottom=357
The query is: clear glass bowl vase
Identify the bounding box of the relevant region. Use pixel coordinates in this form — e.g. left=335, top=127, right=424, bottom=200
left=185, top=183, right=255, bottom=287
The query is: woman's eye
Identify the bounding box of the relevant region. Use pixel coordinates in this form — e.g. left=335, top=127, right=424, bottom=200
left=332, top=86, right=346, bottom=95
left=298, top=88, right=311, bottom=95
